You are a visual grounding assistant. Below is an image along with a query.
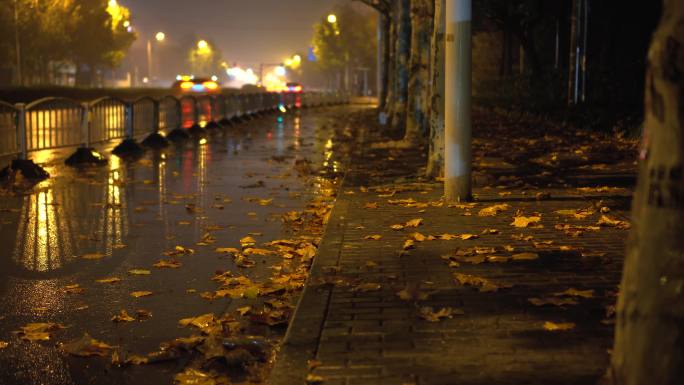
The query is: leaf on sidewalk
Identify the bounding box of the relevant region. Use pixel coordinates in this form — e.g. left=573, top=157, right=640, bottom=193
left=216, top=247, right=240, bottom=254
left=511, top=215, right=542, bottom=228
left=63, top=284, right=85, bottom=294
left=543, top=321, right=576, bottom=331
left=174, top=368, right=218, bottom=385
left=419, top=307, right=463, bottom=322
left=454, top=273, right=501, bottom=292
left=478, top=204, right=510, bottom=217
left=459, top=234, right=479, bottom=240
left=153, top=259, right=182, bottom=268
left=128, top=269, right=151, bottom=276
left=555, top=209, right=594, bottom=220
left=364, top=202, right=379, bottom=209
left=511, top=252, right=540, bottom=261
left=179, top=313, right=215, bottom=329
left=403, top=239, right=415, bottom=251
left=240, top=236, right=257, bottom=246
left=405, top=218, right=423, bottom=228
left=352, top=283, right=382, bottom=292
left=364, top=235, right=382, bottom=240
left=15, top=322, right=65, bottom=342
left=130, top=291, right=153, bottom=298
left=111, top=310, right=136, bottom=323
left=61, top=333, right=113, bottom=357
left=597, top=215, right=630, bottom=229
left=0, top=341, right=7, bottom=349
left=553, top=288, right=594, bottom=298
left=96, top=277, right=121, bottom=284
left=81, top=253, right=106, bottom=260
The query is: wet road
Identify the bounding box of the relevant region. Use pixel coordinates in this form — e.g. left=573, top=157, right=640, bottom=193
left=0, top=106, right=353, bottom=384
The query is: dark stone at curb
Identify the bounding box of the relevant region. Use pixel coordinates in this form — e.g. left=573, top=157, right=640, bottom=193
left=112, top=138, right=145, bottom=158
left=205, top=121, right=221, bottom=130
left=65, top=147, right=108, bottom=167
left=187, top=124, right=206, bottom=136
left=0, top=159, right=50, bottom=181
left=141, top=132, right=169, bottom=149
left=167, top=128, right=190, bottom=142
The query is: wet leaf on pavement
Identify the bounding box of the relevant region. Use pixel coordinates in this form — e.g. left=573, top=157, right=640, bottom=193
left=63, top=284, right=85, bottom=294
left=61, top=333, right=114, bottom=357
left=81, top=253, right=106, bottom=260
left=128, top=269, right=151, bottom=276
left=419, top=307, right=463, bottom=322
left=478, top=204, right=510, bottom=217
left=0, top=341, right=8, bottom=349
left=553, top=288, right=594, bottom=298
left=15, top=322, right=65, bottom=342
left=511, top=252, right=540, bottom=261
left=454, top=273, right=501, bottom=292
left=130, top=291, right=153, bottom=298
left=364, top=202, right=379, bottom=209
left=96, top=277, right=121, bottom=284
left=216, top=247, right=240, bottom=254
left=306, top=374, right=325, bottom=385
left=543, top=321, right=576, bottom=331
left=153, top=259, right=182, bottom=268
left=112, top=310, right=136, bottom=323
left=364, top=235, right=382, bottom=240
left=511, top=215, right=542, bottom=228
left=597, top=215, right=630, bottom=229
left=174, top=368, right=218, bottom=385
left=179, top=314, right=215, bottom=330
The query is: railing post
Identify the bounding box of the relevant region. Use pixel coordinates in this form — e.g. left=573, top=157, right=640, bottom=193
left=125, top=102, right=134, bottom=138
left=152, top=100, right=160, bottom=133
left=16, top=103, right=27, bottom=160
left=81, top=103, right=91, bottom=148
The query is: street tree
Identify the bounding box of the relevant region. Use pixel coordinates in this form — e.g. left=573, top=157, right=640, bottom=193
left=609, top=1, right=684, bottom=384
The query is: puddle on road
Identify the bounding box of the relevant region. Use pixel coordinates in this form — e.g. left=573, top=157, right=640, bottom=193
left=0, top=107, right=358, bottom=385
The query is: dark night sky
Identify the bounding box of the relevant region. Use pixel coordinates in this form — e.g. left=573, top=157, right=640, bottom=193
left=126, top=0, right=340, bottom=66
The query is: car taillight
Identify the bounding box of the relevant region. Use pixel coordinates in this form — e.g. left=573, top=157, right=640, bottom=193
left=203, top=81, right=219, bottom=90
left=180, top=81, right=194, bottom=90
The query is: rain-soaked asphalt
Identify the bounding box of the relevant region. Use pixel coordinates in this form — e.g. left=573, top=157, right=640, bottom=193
left=0, top=106, right=354, bottom=385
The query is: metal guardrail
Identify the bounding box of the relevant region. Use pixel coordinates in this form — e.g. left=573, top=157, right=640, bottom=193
left=0, top=91, right=348, bottom=167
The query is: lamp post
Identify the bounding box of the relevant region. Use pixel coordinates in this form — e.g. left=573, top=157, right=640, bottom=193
left=146, top=31, right=166, bottom=85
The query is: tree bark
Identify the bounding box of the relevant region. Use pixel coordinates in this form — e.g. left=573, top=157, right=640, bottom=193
left=379, top=13, right=391, bottom=110
left=568, top=0, right=579, bottom=104
left=404, top=0, right=434, bottom=142
left=390, top=0, right=411, bottom=130
left=426, top=0, right=445, bottom=178
left=609, top=2, right=684, bottom=384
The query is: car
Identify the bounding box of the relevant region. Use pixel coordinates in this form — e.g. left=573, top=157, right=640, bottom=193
left=285, top=82, right=303, bottom=93
left=172, top=76, right=220, bottom=94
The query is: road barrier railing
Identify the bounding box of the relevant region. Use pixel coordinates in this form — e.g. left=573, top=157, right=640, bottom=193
left=0, top=91, right=349, bottom=169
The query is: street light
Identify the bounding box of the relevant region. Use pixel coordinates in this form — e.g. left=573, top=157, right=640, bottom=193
left=155, top=31, right=165, bottom=42
left=147, top=31, right=166, bottom=86
left=327, top=14, right=337, bottom=24
left=197, top=40, right=209, bottom=50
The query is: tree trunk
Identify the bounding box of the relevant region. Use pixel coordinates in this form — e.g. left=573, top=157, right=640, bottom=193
left=404, top=0, right=434, bottom=142
left=384, top=10, right=397, bottom=120
left=609, top=2, right=684, bottom=384
left=568, top=0, right=579, bottom=104
left=379, top=13, right=391, bottom=110
left=390, top=0, right=411, bottom=131
left=426, top=0, right=445, bottom=178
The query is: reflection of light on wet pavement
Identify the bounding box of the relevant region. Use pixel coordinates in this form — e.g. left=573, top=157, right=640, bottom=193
left=13, top=190, right=72, bottom=272
left=101, top=155, right=127, bottom=252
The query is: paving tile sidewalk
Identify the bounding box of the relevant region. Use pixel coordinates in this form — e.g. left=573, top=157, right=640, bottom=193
left=270, top=110, right=637, bottom=385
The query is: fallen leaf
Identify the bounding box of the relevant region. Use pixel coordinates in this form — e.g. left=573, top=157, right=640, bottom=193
left=61, top=333, right=113, bottom=357
left=306, top=374, right=325, bottom=385
left=135, top=309, right=152, bottom=319
left=15, top=323, right=65, bottom=342
left=459, top=234, right=479, bottom=240
left=597, top=215, right=630, bottom=229
left=96, top=277, right=121, bottom=284
left=0, top=341, right=8, bottom=349
left=153, top=259, right=182, bottom=269
left=111, top=310, right=136, bottom=323
left=405, top=218, right=423, bottom=228
left=511, top=215, right=542, bottom=228
left=511, top=252, right=540, bottom=261
left=128, top=269, right=151, bottom=276
left=364, top=202, right=379, bottom=209
left=179, top=313, right=215, bottom=329
left=81, top=253, right=106, bottom=260
left=240, top=236, right=257, bottom=246
left=130, top=291, right=153, bottom=298
left=63, top=284, right=85, bottom=294
left=454, top=273, right=500, bottom=292
left=352, top=283, right=382, bottom=292
left=419, top=307, right=463, bottom=322
left=543, top=321, right=576, bottom=331
left=554, top=288, right=594, bottom=298
left=174, top=368, right=217, bottom=385
left=364, top=235, right=382, bottom=240
left=403, top=239, right=415, bottom=251
left=236, top=306, right=252, bottom=316
left=478, top=204, right=510, bottom=216
left=216, top=247, right=240, bottom=254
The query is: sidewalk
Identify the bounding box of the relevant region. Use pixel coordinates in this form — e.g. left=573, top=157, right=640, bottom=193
left=270, top=109, right=637, bottom=385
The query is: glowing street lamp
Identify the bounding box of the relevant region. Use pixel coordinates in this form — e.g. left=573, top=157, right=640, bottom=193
left=155, top=31, right=166, bottom=42
left=327, top=14, right=337, bottom=24
left=292, top=54, right=302, bottom=65
left=197, top=40, right=209, bottom=50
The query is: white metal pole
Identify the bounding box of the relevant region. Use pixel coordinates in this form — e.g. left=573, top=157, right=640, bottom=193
left=444, top=0, right=472, bottom=202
